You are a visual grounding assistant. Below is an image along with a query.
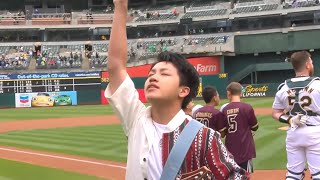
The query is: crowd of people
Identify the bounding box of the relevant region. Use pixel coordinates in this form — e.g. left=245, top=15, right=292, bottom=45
left=0, top=54, right=30, bottom=69
left=36, top=50, right=82, bottom=69
left=0, top=46, right=32, bottom=69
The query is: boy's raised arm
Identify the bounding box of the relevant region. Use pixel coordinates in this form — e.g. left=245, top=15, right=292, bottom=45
left=107, top=0, right=128, bottom=94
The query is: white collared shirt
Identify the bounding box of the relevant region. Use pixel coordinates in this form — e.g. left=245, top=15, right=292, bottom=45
left=105, top=74, right=189, bottom=180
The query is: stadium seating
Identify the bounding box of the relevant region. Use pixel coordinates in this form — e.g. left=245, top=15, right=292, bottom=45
left=184, top=35, right=228, bottom=46
left=135, top=13, right=178, bottom=22
left=146, top=6, right=172, bottom=12
left=90, top=55, right=107, bottom=68
left=93, top=44, right=108, bottom=53
left=232, top=4, right=279, bottom=14
left=36, top=45, right=82, bottom=69
left=0, top=11, right=26, bottom=26
left=0, top=45, right=33, bottom=70
left=182, top=9, right=227, bottom=19
left=288, top=0, right=317, bottom=8
left=31, top=13, right=71, bottom=25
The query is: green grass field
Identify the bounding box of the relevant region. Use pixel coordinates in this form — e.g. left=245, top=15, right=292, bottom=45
left=0, top=97, right=285, bottom=179
left=0, top=158, right=104, bottom=180
left=0, top=115, right=287, bottom=169
left=0, top=97, right=274, bottom=122
left=0, top=125, right=128, bottom=162
left=0, top=105, right=115, bottom=122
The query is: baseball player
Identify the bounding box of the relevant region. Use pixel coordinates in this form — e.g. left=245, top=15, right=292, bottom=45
left=183, top=100, right=194, bottom=119
left=220, top=82, right=259, bottom=173
left=193, top=86, right=226, bottom=134
left=272, top=51, right=320, bottom=180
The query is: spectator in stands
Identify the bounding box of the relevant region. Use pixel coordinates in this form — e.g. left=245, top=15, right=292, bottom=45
left=292, top=0, right=298, bottom=8
left=63, top=56, right=67, bottom=63
left=49, top=58, right=55, bottom=66
left=40, top=58, right=46, bottom=66
left=79, top=53, right=83, bottom=62
left=74, top=52, right=79, bottom=61
left=63, top=14, right=68, bottom=24
left=69, top=58, right=73, bottom=66
left=0, top=59, right=4, bottom=67
left=173, top=7, right=178, bottom=16
left=28, top=49, right=33, bottom=57
left=36, top=50, right=41, bottom=57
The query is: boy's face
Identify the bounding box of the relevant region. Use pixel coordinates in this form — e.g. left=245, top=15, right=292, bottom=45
left=145, top=61, right=189, bottom=105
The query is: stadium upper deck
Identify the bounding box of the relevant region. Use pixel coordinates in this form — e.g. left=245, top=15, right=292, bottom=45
left=0, top=0, right=320, bottom=74
left=0, top=0, right=319, bottom=28
left=0, top=0, right=317, bottom=43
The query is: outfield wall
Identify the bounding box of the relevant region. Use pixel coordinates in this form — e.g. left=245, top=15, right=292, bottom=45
left=0, top=89, right=101, bottom=109
left=0, top=71, right=102, bottom=109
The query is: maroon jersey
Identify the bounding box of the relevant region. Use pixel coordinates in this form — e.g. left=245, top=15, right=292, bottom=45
left=193, top=106, right=226, bottom=132
left=221, top=102, right=258, bottom=164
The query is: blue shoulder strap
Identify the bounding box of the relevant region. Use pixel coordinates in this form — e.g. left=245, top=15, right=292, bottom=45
left=160, top=120, right=204, bottom=180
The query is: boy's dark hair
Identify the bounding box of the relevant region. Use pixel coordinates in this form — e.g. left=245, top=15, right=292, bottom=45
left=202, top=86, right=218, bottom=104
left=150, top=52, right=200, bottom=109
left=227, top=82, right=242, bottom=96
left=290, top=51, right=311, bottom=72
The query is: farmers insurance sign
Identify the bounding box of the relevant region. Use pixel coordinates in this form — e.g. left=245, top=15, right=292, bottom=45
left=242, top=84, right=269, bottom=98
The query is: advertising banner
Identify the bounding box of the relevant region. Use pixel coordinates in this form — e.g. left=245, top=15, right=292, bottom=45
left=241, top=84, right=270, bottom=98
left=15, top=91, right=77, bottom=108
left=0, top=71, right=101, bottom=80
left=101, top=56, right=221, bottom=78
left=188, top=57, right=220, bottom=75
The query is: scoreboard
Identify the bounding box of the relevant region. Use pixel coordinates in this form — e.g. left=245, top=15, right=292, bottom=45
left=0, top=72, right=101, bottom=94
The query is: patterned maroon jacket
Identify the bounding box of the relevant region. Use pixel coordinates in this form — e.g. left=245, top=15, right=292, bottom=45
left=162, top=119, right=250, bottom=179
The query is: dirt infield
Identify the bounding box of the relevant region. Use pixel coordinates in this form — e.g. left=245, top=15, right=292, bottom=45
left=254, top=108, right=272, bottom=115
left=0, top=116, right=119, bottom=133
left=0, top=146, right=126, bottom=180
left=0, top=108, right=289, bottom=180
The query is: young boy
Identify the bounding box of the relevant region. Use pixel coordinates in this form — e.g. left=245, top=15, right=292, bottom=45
left=220, top=82, right=259, bottom=173
left=106, top=0, right=249, bottom=179
left=194, top=86, right=226, bottom=134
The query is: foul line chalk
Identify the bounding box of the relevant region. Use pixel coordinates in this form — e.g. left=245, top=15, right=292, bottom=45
left=0, top=147, right=126, bottom=169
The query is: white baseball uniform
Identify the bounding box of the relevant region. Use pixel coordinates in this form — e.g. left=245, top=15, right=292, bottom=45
left=273, top=76, right=320, bottom=180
